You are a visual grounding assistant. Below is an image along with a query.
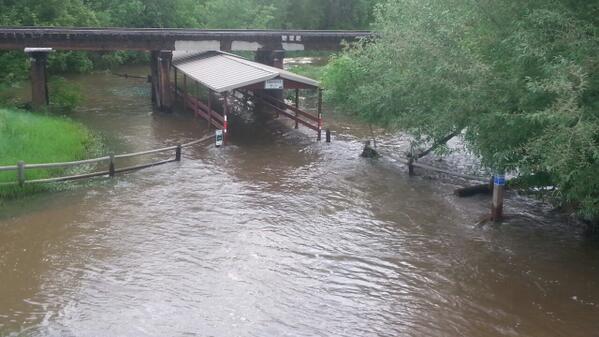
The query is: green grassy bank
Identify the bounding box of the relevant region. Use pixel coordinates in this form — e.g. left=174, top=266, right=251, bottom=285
left=0, top=108, right=97, bottom=198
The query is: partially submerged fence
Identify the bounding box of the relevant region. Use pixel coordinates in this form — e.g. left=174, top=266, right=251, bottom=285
left=387, top=155, right=489, bottom=182
left=0, top=135, right=212, bottom=187
left=176, top=88, right=226, bottom=130
left=236, top=90, right=322, bottom=135
left=379, top=150, right=506, bottom=221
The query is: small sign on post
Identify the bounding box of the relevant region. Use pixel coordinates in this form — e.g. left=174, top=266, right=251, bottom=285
left=494, top=175, right=506, bottom=186
left=491, top=174, right=506, bottom=221
left=215, top=129, right=224, bottom=147
left=265, top=79, right=284, bottom=90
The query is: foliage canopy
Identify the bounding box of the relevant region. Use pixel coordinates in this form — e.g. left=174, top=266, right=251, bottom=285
left=323, top=0, right=599, bottom=219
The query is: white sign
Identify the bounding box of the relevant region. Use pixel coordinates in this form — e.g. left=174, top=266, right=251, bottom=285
left=265, top=79, right=284, bottom=90
left=215, top=130, right=224, bottom=147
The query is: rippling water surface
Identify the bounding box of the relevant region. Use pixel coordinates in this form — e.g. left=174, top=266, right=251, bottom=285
left=1, top=66, right=598, bottom=337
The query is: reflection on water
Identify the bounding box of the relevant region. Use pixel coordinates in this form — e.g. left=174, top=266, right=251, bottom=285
left=1, top=65, right=598, bottom=337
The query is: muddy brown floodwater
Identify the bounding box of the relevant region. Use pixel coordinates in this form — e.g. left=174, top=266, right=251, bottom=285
left=1, top=65, right=598, bottom=337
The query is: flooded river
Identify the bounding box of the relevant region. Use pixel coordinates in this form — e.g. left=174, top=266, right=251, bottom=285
left=1, top=66, right=598, bottom=337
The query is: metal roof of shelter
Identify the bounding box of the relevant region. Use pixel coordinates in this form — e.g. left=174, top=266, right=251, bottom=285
left=172, top=51, right=320, bottom=93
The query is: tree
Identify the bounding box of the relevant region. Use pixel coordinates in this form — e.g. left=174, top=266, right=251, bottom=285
left=201, top=0, right=277, bottom=29
left=277, top=0, right=378, bottom=29
left=323, top=0, right=599, bottom=219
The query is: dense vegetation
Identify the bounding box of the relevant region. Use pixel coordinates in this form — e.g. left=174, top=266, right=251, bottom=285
left=0, top=108, right=96, bottom=198
left=323, top=0, right=599, bottom=220
left=2, top=0, right=597, bottom=221
left=0, top=0, right=378, bottom=198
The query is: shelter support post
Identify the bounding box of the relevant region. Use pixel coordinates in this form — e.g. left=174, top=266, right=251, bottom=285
left=158, top=50, right=173, bottom=112
left=195, top=82, right=200, bottom=118
left=27, top=50, right=50, bottom=110
left=491, top=174, right=505, bottom=221
left=183, top=74, right=187, bottom=94
left=317, top=88, right=323, bottom=141
left=294, top=89, right=299, bottom=129
left=208, top=89, right=213, bottom=130
left=173, top=66, right=178, bottom=101
left=223, top=92, right=229, bottom=146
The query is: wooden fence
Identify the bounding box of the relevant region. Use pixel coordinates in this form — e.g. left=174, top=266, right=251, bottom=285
left=236, top=90, right=322, bottom=133
left=176, top=88, right=226, bottom=130
left=0, top=135, right=212, bottom=187
left=377, top=151, right=490, bottom=183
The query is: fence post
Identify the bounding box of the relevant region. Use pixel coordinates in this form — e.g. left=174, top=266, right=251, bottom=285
left=491, top=174, right=506, bottom=221
left=408, top=144, right=415, bottom=176
left=175, top=145, right=182, bottom=162
left=17, top=161, right=25, bottom=187
left=109, top=155, right=115, bottom=177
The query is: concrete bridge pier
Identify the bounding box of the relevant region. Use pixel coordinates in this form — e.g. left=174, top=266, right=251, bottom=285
left=25, top=48, right=52, bottom=110
left=150, top=50, right=173, bottom=112
left=150, top=51, right=159, bottom=107
left=255, top=50, right=285, bottom=69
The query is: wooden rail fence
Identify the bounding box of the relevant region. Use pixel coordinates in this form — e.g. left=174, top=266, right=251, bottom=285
left=236, top=90, right=322, bottom=132
left=176, top=88, right=225, bottom=130
left=0, top=135, right=212, bottom=187
left=390, top=155, right=489, bottom=182
left=380, top=151, right=508, bottom=221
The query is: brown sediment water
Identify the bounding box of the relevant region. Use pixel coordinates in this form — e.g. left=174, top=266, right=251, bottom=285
left=0, top=65, right=598, bottom=337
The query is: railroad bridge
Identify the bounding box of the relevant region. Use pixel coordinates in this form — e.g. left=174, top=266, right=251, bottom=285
left=0, top=27, right=370, bottom=107
left=0, top=27, right=371, bottom=143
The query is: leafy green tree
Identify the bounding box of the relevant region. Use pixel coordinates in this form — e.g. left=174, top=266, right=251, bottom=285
left=0, top=0, right=99, bottom=26
left=276, top=0, right=378, bottom=29
left=323, top=0, right=599, bottom=219
left=201, top=0, right=277, bottom=29
left=89, top=0, right=204, bottom=28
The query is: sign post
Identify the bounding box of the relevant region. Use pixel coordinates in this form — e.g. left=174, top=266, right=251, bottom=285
left=491, top=174, right=506, bottom=221
left=215, top=130, right=224, bottom=147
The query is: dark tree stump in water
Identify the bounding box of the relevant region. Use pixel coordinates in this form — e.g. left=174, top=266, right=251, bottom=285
left=584, top=220, right=599, bottom=238
left=361, top=141, right=380, bottom=158
left=454, top=184, right=494, bottom=197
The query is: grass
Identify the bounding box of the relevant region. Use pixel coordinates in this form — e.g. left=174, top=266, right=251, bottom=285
left=0, top=108, right=97, bottom=198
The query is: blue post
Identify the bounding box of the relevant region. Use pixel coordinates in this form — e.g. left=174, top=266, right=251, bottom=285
left=492, top=174, right=506, bottom=221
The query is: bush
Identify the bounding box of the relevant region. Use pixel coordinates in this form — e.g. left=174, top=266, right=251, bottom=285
left=48, top=51, right=94, bottom=74
left=48, top=77, right=84, bottom=113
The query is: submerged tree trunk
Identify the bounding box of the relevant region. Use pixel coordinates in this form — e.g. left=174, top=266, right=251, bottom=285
left=454, top=182, right=494, bottom=197
left=411, top=129, right=463, bottom=160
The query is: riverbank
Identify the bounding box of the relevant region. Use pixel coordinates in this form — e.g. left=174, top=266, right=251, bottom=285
left=0, top=108, right=98, bottom=199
